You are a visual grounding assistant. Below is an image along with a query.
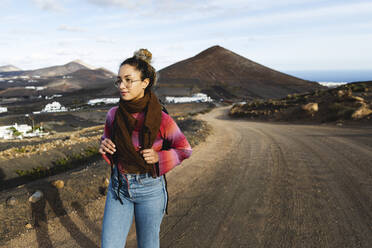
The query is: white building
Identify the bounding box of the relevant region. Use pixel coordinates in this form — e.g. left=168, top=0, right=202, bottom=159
left=88, top=98, right=120, bottom=105
left=45, top=94, right=62, bottom=100
left=0, top=107, right=7, bottom=113
left=165, top=93, right=213, bottom=104
left=0, top=123, right=49, bottom=139
left=40, top=101, right=67, bottom=113
left=25, top=86, right=45, bottom=91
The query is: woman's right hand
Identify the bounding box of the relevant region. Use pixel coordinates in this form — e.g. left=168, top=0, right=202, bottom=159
left=99, top=138, right=116, bottom=155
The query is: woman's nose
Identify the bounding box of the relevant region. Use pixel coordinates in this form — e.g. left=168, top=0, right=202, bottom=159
left=119, top=82, right=127, bottom=89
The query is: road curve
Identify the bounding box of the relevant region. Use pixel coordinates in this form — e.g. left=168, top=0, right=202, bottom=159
left=160, top=106, right=372, bottom=248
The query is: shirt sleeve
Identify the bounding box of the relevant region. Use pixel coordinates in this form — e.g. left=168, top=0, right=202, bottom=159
left=157, top=113, right=192, bottom=176
left=101, top=107, right=118, bottom=165
left=101, top=107, right=117, bottom=141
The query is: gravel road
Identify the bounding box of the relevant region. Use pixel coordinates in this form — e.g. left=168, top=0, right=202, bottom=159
left=4, top=106, right=372, bottom=248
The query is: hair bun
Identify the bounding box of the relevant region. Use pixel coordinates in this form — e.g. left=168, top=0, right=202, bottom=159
left=134, top=48, right=152, bottom=64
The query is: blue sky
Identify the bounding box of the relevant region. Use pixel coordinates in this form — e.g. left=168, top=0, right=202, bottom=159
left=1, top=0, right=372, bottom=73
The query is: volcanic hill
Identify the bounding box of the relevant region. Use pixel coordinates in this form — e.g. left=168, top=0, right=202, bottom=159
left=156, top=45, right=324, bottom=100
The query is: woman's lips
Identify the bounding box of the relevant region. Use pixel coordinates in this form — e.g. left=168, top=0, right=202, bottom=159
left=120, top=92, right=128, bottom=96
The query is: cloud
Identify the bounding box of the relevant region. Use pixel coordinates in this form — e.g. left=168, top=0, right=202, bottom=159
left=96, top=37, right=117, bottom=43
left=85, top=0, right=210, bottom=16
left=85, top=0, right=139, bottom=8
left=32, top=0, right=64, bottom=12
left=175, top=1, right=372, bottom=34
left=57, top=25, right=85, bottom=32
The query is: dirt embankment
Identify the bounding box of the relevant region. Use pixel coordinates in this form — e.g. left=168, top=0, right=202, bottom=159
left=230, top=82, right=372, bottom=125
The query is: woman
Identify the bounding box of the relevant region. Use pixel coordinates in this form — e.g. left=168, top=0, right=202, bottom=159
left=99, top=49, right=192, bottom=248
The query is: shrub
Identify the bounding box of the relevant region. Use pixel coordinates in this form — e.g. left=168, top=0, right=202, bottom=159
left=327, top=103, right=356, bottom=121
left=350, top=83, right=367, bottom=92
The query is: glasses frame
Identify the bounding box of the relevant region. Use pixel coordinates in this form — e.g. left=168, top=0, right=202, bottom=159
left=114, top=78, right=142, bottom=89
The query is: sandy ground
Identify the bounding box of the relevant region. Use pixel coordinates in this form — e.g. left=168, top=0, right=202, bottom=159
left=2, top=106, right=372, bottom=247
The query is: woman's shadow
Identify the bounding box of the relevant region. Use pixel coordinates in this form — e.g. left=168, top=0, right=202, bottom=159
left=26, top=182, right=99, bottom=248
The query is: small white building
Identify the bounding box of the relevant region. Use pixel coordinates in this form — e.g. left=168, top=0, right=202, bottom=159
left=45, top=94, right=62, bottom=100
left=165, top=93, right=213, bottom=104
left=0, top=107, right=7, bottom=113
left=25, top=86, right=45, bottom=91
left=0, top=123, right=49, bottom=139
left=41, top=101, right=67, bottom=113
left=88, top=98, right=120, bottom=105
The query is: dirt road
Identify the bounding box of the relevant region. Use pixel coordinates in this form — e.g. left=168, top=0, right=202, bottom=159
left=4, top=107, right=372, bottom=247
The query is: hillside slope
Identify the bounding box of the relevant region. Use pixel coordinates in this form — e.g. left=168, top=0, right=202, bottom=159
left=156, top=45, right=323, bottom=100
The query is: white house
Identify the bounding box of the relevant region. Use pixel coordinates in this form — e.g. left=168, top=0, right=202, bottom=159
left=88, top=98, right=120, bottom=105
left=0, top=107, right=7, bottom=113
left=165, top=93, right=213, bottom=104
left=0, top=123, right=49, bottom=139
left=41, top=101, right=67, bottom=113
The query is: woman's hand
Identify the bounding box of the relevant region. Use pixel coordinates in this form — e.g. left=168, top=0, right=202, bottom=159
left=99, top=138, right=116, bottom=155
left=140, top=149, right=159, bottom=164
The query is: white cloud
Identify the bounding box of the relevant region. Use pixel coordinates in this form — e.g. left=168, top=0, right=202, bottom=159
left=32, top=0, right=64, bottom=12
left=85, top=0, right=140, bottom=8
left=57, top=25, right=85, bottom=32
left=167, top=1, right=372, bottom=36
left=96, top=37, right=117, bottom=43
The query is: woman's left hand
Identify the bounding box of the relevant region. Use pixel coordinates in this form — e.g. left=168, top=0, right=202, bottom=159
left=140, top=149, right=159, bottom=164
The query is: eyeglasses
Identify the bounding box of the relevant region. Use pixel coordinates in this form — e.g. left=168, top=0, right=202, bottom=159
left=114, top=78, right=142, bottom=88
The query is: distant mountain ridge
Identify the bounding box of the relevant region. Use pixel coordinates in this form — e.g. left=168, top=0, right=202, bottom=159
left=0, top=60, right=98, bottom=78
left=156, top=45, right=324, bottom=100
left=0, top=61, right=116, bottom=98
left=0, top=65, right=21, bottom=72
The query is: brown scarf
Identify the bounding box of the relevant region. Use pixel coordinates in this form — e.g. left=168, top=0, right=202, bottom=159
left=113, top=90, right=162, bottom=174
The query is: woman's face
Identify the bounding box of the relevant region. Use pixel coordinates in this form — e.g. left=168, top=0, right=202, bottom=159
left=117, top=64, right=149, bottom=101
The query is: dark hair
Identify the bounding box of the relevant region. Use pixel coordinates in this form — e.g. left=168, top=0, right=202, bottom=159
left=120, top=48, right=156, bottom=92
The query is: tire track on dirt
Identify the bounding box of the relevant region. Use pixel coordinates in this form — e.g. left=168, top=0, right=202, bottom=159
left=260, top=125, right=372, bottom=248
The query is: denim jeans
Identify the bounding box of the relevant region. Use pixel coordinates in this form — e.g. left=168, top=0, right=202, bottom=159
left=101, top=166, right=167, bottom=248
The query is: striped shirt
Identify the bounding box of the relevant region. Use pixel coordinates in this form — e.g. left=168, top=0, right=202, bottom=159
left=101, top=106, right=192, bottom=176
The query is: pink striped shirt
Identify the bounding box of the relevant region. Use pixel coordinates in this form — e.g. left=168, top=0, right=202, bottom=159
left=101, top=106, right=192, bottom=176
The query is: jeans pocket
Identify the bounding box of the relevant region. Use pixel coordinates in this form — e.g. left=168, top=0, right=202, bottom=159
left=139, top=176, right=161, bottom=186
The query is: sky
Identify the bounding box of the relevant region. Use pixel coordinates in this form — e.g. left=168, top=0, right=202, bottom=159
left=1, top=0, right=372, bottom=74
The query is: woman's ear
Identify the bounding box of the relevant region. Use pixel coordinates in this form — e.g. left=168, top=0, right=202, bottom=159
left=142, top=78, right=150, bottom=89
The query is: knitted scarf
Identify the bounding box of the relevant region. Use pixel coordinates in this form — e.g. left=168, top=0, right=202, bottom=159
left=113, top=90, right=162, bottom=173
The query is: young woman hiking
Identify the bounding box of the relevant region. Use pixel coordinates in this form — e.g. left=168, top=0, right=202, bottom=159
left=99, top=48, right=192, bottom=248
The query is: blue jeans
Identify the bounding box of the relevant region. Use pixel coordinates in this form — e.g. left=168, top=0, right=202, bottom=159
left=101, top=166, right=167, bottom=248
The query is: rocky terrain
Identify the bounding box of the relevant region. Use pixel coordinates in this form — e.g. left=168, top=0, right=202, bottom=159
left=229, top=81, right=372, bottom=125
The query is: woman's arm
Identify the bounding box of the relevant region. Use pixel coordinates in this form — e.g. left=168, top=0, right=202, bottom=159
left=157, top=113, right=192, bottom=176
left=100, top=107, right=118, bottom=165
